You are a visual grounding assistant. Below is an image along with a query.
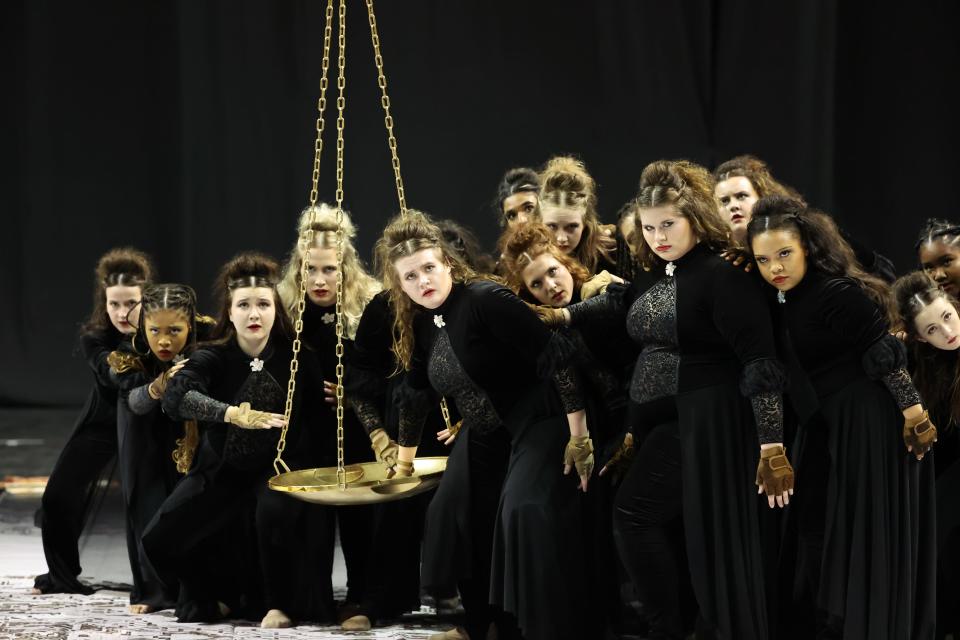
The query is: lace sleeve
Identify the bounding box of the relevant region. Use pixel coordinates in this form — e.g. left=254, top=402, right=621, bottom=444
left=127, top=384, right=159, bottom=416
left=862, top=334, right=922, bottom=410
left=740, top=358, right=786, bottom=444
left=351, top=396, right=384, bottom=436
left=396, top=381, right=431, bottom=447
left=553, top=366, right=585, bottom=414
left=180, top=390, right=229, bottom=423
left=566, top=283, right=628, bottom=328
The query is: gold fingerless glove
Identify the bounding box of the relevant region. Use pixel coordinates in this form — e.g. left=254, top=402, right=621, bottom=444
left=564, top=433, right=595, bottom=478
left=755, top=445, right=795, bottom=496
left=580, top=270, right=617, bottom=300
left=903, top=410, right=937, bottom=457
left=369, top=428, right=399, bottom=470
left=605, top=432, right=635, bottom=481
left=394, top=459, right=415, bottom=478
left=227, top=402, right=273, bottom=429
left=534, top=304, right=567, bottom=327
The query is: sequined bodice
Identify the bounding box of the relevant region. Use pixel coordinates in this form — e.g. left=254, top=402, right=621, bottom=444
left=427, top=329, right=503, bottom=433
left=626, top=277, right=679, bottom=404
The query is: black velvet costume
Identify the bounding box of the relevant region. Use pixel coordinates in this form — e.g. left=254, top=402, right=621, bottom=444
left=110, top=347, right=182, bottom=610
left=143, top=336, right=335, bottom=623
left=34, top=327, right=125, bottom=595
left=779, top=270, right=936, bottom=639
left=400, top=281, right=588, bottom=640
left=300, top=301, right=373, bottom=611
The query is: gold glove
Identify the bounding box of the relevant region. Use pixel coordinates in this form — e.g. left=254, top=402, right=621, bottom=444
left=903, top=410, right=937, bottom=457
left=601, top=432, right=635, bottom=481
left=369, top=428, right=399, bottom=470
left=580, top=270, right=619, bottom=300
left=755, top=445, right=794, bottom=497
left=534, top=304, right=567, bottom=327
left=395, top=459, right=415, bottom=478
left=226, top=402, right=279, bottom=429
left=564, top=433, right=595, bottom=478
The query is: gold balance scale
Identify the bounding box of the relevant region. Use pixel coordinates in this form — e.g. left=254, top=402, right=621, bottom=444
left=268, top=0, right=450, bottom=505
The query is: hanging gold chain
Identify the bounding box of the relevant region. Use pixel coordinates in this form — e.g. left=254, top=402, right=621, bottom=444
left=273, top=0, right=335, bottom=476
left=364, top=0, right=406, bottom=215
left=333, top=0, right=348, bottom=489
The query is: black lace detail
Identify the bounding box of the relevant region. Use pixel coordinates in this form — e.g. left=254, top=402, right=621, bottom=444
left=351, top=396, right=384, bottom=436
left=750, top=391, right=784, bottom=444
left=180, top=389, right=229, bottom=423
left=396, top=379, right=432, bottom=447
left=127, top=384, right=159, bottom=416
left=222, top=370, right=285, bottom=471
left=554, top=366, right=585, bottom=414
left=428, top=330, right=503, bottom=435
left=627, top=277, right=680, bottom=404
left=882, top=368, right=923, bottom=411
left=566, top=283, right=628, bottom=327
left=739, top=358, right=788, bottom=396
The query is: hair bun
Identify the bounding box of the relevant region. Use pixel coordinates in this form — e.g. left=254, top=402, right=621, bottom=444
left=298, top=203, right=357, bottom=241
left=220, top=252, right=280, bottom=289
left=540, top=156, right=595, bottom=198
left=96, top=247, right=154, bottom=285
left=503, top=222, right=554, bottom=259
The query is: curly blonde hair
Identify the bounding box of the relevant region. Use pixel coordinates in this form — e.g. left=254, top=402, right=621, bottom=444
left=375, top=210, right=483, bottom=371
left=499, top=222, right=589, bottom=303
left=633, top=160, right=730, bottom=269
left=278, top=204, right=382, bottom=340
left=539, top=155, right=615, bottom=274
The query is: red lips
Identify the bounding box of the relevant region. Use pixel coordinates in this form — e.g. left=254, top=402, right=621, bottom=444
left=421, top=289, right=435, bottom=298
left=247, top=324, right=262, bottom=331
left=949, top=336, right=958, bottom=345
left=157, top=349, right=173, bottom=359
left=773, top=276, right=788, bottom=284
left=656, top=245, right=672, bottom=252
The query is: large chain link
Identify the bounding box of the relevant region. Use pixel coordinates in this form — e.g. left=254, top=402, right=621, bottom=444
left=364, top=0, right=406, bottom=215
left=273, top=0, right=334, bottom=476
left=333, top=0, right=348, bottom=489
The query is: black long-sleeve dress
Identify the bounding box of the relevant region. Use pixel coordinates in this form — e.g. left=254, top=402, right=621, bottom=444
left=109, top=349, right=182, bottom=610
left=779, top=270, right=936, bottom=639
left=34, top=327, right=125, bottom=595
left=144, top=336, right=336, bottom=623
left=299, top=301, right=374, bottom=610
left=400, top=280, right=588, bottom=640
left=661, top=243, right=787, bottom=640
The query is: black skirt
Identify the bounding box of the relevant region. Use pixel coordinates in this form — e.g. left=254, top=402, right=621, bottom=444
left=490, top=381, right=588, bottom=640
left=816, top=376, right=936, bottom=639
left=677, top=381, right=769, bottom=640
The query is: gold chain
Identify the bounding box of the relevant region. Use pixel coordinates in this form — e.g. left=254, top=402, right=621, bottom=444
left=273, top=0, right=334, bottom=476
left=333, top=0, right=348, bottom=489
left=364, top=0, right=406, bottom=215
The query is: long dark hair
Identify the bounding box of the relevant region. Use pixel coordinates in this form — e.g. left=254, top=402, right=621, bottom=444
left=82, top=248, right=155, bottom=334
left=130, top=283, right=200, bottom=376
left=493, top=167, right=540, bottom=228
left=746, top=195, right=894, bottom=323
left=894, top=271, right=960, bottom=431
left=208, top=253, right=294, bottom=347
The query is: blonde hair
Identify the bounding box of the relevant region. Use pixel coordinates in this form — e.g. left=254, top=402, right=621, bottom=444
left=539, top=155, right=614, bottom=274
left=278, top=204, right=382, bottom=340
left=375, top=210, right=482, bottom=371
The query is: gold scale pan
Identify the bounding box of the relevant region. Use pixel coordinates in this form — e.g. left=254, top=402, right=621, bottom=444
left=267, top=0, right=447, bottom=506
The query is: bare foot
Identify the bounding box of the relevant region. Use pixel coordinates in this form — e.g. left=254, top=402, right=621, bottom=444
left=29, top=588, right=42, bottom=595
left=128, top=604, right=154, bottom=614
left=341, top=614, right=371, bottom=631
left=260, top=608, right=292, bottom=629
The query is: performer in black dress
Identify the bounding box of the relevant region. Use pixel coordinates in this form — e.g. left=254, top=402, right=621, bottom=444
left=277, top=204, right=381, bottom=631
left=541, top=160, right=790, bottom=639
left=33, top=248, right=154, bottom=595
left=748, top=196, right=936, bottom=639
left=894, top=271, right=960, bottom=640
left=499, top=222, right=636, bottom=637
left=378, top=211, right=594, bottom=640
left=539, top=156, right=617, bottom=275
left=108, top=283, right=203, bottom=613
left=144, top=253, right=333, bottom=628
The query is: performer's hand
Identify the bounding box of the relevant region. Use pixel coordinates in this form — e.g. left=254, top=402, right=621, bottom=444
left=369, top=428, right=399, bottom=472
left=533, top=304, right=569, bottom=327
left=563, top=433, right=594, bottom=492
left=224, top=402, right=287, bottom=429
left=598, top=432, right=635, bottom=483
left=436, top=420, right=462, bottom=446
left=755, top=443, right=794, bottom=508
left=580, top=270, right=624, bottom=300
left=903, top=406, right=937, bottom=460
left=721, top=248, right=754, bottom=272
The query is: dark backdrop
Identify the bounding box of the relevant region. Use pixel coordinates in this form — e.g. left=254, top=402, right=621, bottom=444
left=3, top=0, right=958, bottom=406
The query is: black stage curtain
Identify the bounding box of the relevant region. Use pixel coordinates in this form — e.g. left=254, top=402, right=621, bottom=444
left=3, top=0, right=958, bottom=406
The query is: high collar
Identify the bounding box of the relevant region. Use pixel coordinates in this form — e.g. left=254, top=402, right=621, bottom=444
left=432, top=281, right=464, bottom=316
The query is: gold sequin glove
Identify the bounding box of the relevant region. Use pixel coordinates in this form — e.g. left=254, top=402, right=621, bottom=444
left=394, top=459, right=415, bottom=478
left=580, top=270, right=621, bottom=300
left=563, top=433, right=595, bottom=479
left=534, top=304, right=568, bottom=328
left=225, top=402, right=284, bottom=430
left=600, top=432, right=635, bottom=482
left=755, top=445, right=794, bottom=499
left=903, top=410, right=937, bottom=458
